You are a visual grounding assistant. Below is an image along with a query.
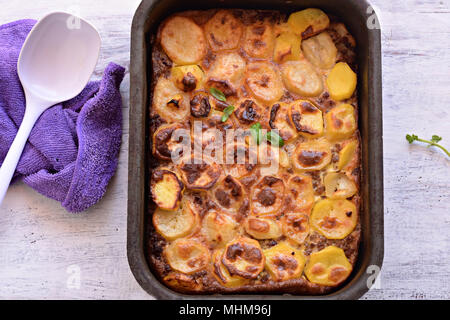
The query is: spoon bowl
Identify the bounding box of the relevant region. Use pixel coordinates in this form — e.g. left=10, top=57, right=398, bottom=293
left=0, top=12, right=101, bottom=205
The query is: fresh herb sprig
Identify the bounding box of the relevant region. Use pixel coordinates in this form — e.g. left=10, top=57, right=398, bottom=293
left=209, top=87, right=227, bottom=102
left=209, top=88, right=234, bottom=122
left=406, top=134, right=449, bottom=157
left=250, top=122, right=263, bottom=145
left=221, top=105, right=235, bottom=122
left=250, top=122, right=285, bottom=147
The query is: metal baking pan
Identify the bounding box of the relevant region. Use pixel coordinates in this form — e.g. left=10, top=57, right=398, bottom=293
left=128, top=0, right=383, bottom=300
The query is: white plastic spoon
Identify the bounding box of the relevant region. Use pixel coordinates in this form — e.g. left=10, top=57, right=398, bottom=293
left=0, top=12, right=101, bottom=205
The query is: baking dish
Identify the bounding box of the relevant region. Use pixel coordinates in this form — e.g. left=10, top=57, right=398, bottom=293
left=128, top=0, right=383, bottom=300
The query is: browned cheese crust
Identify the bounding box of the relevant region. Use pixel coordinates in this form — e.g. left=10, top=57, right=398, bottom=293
left=146, top=9, right=361, bottom=295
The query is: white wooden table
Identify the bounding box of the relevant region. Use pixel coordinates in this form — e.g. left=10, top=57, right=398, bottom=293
left=0, top=0, right=449, bottom=300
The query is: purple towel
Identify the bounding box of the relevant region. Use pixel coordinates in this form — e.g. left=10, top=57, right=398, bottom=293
left=0, top=19, right=125, bottom=213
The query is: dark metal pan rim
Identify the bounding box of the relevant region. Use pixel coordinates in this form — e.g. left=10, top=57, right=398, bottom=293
left=128, top=0, right=383, bottom=300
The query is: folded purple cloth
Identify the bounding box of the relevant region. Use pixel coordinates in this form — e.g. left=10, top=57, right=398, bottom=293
left=0, top=19, right=125, bottom=212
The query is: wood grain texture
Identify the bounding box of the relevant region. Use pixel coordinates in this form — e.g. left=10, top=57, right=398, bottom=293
left=0, top=0, right=449, bottom=300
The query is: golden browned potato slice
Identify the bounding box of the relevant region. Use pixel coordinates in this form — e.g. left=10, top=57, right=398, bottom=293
left=178, top=155, right=222, bottom=190
left=152, top=77, right=190, bottom=122
left=152, top=123, right=186, bottom=161
left=302, top=32, right=337, bottom=69
left=234, top=99, right=263, bottom=124
left=286, top=175, right=315, bottom=212
left=287, top=8, right=330, bottom=39
left=208, top=52, right=246, bottom=82
left=171, top=65, right=204, bottom=92
left=245, top=62, right=284, bottom=104
left=304, top=245, right=352, bottom=286
left=326, top=62, right=357, bottom=101
left=251, top=176, right=285, bottom=215
left=324, top=104, right=356, bottom=141
left=324, top=172, right=357, bottom=199
left=153, top=201, right=198, bottom=240
left=292, top=138, right=331, bottom=171
left=151, top=169, right=184, bottom=210
left=207, top=52, right=246, bottom=97
left=222, top=237, right=265, bottom=279
left=204, top=10, right=243, bottom=51
left=202, top=210, right=239, bottom=247
left=289, top=100, right=324, bottom=138
left=273, top=32, right=302, bottom=64
left=244, top=217, right=282, bottom=240
left=268, top=102, right=298, bottom=143
left=165, top=238, right=210, bottom=274
left=258, top=145, right=289, bottom=176
left=223, top=143, right=259, bottom=179
left=163, top=272, right=201, bottom=291
left=160, top=16, right=206, bottom=65
left=281, top=60, right=323, bottom=97
left=264, top=241, right=305, bottom=281
left=337, top=139, right=358, bottom=170
left=311, top=199, right=357, bottom=239
left=243, top=23, right=274, bottom=59
left=211, top=249, right=249, bottom=287
left=281, top=212, right=310, bottom=245
left=212, top=175, right=246, bottom=213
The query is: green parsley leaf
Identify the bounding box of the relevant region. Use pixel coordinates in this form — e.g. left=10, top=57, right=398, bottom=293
left=266, top=131, right=284, bottom=147
left=250, top=122, right=262, bottom=145
left=209, top=87, right=227, bottom=102
left=221, top=105, right=235, bottom=122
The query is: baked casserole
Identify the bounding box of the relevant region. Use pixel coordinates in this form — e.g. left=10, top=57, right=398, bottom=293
left=147, top=8, right=361, bottom=295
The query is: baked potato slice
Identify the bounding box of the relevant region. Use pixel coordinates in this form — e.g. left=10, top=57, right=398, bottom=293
left=287, top=174, right=315, bottom=212
left=337, top=139, right=358, bottom=170
left=304, top=245, right=352, bottom=286
left=281, top=212, right=310, bottom=245
left=264, top=241, right=305, bottom=281
left=152, top=123, right=187, bottom=161
left=269, top=103, right=298, bottom=143
left=243, top=23, right=274, bottom=59
left=251, top=176, right=285, bottom=216
left=324, top=104, right=356, bottom=141
left=160, top=16, right=206, bottom=65
left=178, top=155, right=222, bottom=190
left=273, top=31, right=302, bottom=63
left=324, top=172, right=357, bottom=199
left=212, top=175, right=246, bottom=214
left=302, top=32, right=337, bottom=69
left=287, top=8, right=330, bottom=39
left=245, top=62, right=284, bottom=104
left=202, top=210, right=239, bottom=247
left=151, top=170, right=184, bottom=210
left=152, top=77, right=190, bottom=123
left=223, top=143, right=259, bottom=179
left=205, top=10, right=243, bottom=51
left=171, top=65, right=204, bottom=92
left=222, top=237, right=265, bottom=279
left=244, top=217, right=282, bottom=240
left=207, top=52, right=246, bottom=97
left=326, top=62, right=357, bottom=101
left=289, top=100, right=324, bottom=138
left=292, top=138, right=332, bottom=171
left=212, top=249, right=249, bottom=287
left=281, top=60, right=323, bottom=97
left=165, top=238, right=210, bottom=274
left=311, top=199, right=357, bottom=239
left=153, top=200, right=198, bottom=240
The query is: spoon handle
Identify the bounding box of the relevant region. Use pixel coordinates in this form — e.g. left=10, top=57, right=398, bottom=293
left=0, top=107, right=43, bottom=206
